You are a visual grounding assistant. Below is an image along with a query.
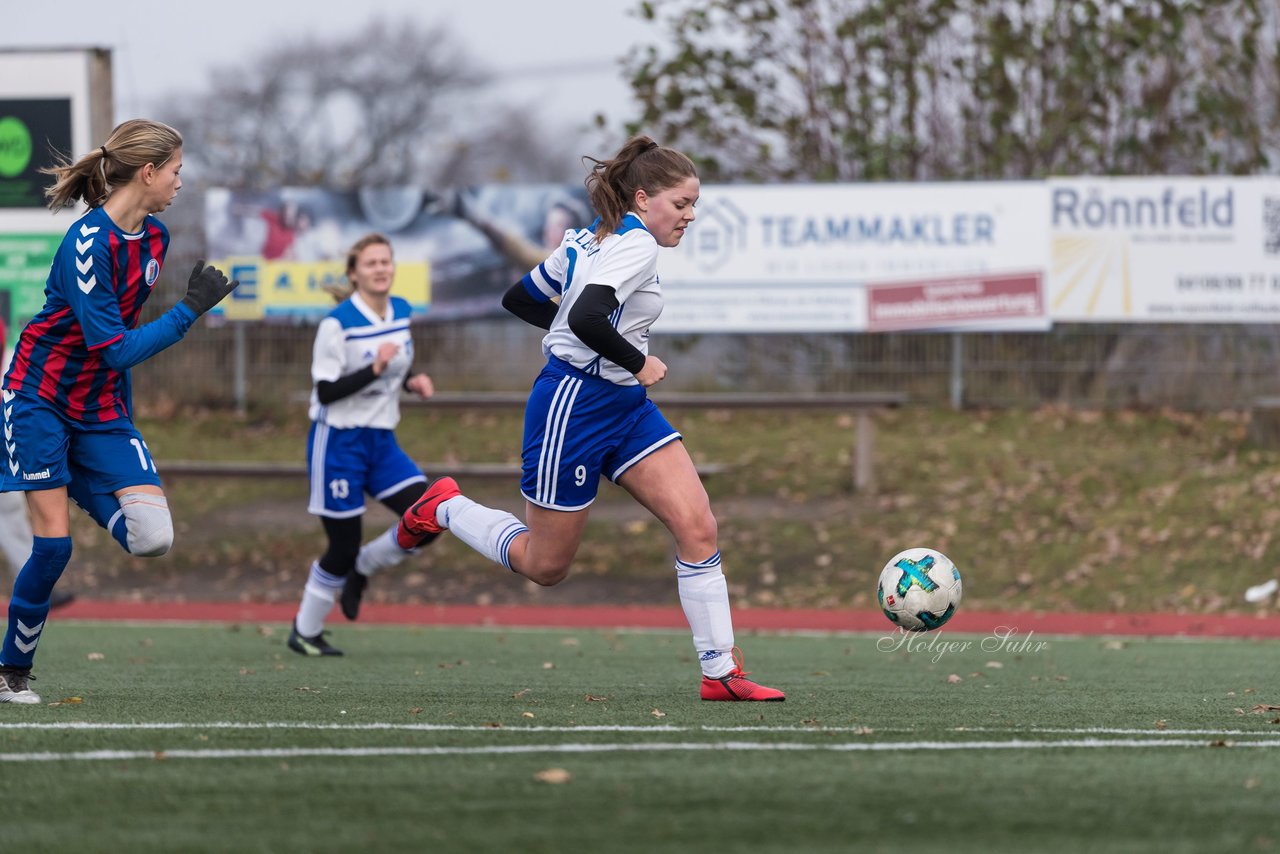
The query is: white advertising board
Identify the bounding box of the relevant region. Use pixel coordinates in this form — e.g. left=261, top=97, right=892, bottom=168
left=1048, top=176, right=1280, bottom=322
left=654, top=181, right=1049, bottom=332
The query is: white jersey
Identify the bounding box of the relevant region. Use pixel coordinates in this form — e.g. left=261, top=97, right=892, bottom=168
left=521, top=212, right=661, bottom=386
left=307, top=292, right=414, bottom=429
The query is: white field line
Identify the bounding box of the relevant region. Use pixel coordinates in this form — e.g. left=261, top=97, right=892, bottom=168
left=2, top=738, right=1280, bottom=763
left=0, top=722, right=1278, bottom=737
left=56, top=620, right=1271, bottom=644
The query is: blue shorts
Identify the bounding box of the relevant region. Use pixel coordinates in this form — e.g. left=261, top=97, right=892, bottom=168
left=0, top=389, right=161, bottom=495
left=307, top=423, right=426, bottom=518
left=520, top=357, right=681, bottom=511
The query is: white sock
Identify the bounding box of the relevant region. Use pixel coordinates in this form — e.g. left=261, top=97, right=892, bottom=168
left=676, top=551, right=736, bottom=678
left=295, top=562, right=343, bottom=637
left=438, top=496, right=527, bottom=569
left=356, top=525, right=411, bottom=577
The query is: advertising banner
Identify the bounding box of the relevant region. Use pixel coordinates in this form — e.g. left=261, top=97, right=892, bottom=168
left=655, top=181, right=1049, bottom=332
left=0, top=233, right=60, bottom=322
left=1, top=49, right=110, bottom=327
left=865, top=272, right=1046, bottom=333
left=0, top=98, right=72, bottom=209
left=1048, top=177, right=1280, bottom=322
left=206, top=185, right=592, bottom=321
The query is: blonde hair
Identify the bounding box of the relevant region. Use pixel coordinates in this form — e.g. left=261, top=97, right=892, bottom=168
left=326, top=233, right=394, bottom=303
left=584, top=135, right=697, bottom=240
left=42, top=119, right=182, bottom=211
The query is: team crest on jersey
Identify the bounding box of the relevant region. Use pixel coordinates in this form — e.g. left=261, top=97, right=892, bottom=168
left=145, top=259, right=160, bottom=287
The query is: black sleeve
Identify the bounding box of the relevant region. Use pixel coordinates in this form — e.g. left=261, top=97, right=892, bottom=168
left=566, top=284, right=647, bottom=375
left=502, top=281, right=559, bottom=330
left=316, top=365, right=379, bottom=405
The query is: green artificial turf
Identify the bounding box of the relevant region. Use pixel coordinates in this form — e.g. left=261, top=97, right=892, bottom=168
left=1, top=622, right=1277, bottom=853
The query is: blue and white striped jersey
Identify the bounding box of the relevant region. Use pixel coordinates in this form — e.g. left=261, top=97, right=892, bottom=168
left=518, top=213, right=662, bottom=387
left=308, top=292, right=413, bottom=429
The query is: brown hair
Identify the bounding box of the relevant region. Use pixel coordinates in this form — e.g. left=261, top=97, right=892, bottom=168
left=584, top=135, right=697, bottom=240
left=325, top=232, right=394, bottom=302
left=42, top=119, right=183, bottom=211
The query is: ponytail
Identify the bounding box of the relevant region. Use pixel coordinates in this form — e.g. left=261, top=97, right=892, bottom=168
left=42, top=119, right=182, bottom=211
left=584, top=135, right=696, bottom=241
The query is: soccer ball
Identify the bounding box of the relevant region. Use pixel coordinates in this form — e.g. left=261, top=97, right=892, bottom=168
left=877, top=548, right=962, bottom=632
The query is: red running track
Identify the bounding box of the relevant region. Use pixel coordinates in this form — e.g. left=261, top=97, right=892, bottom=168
left=18, top=599, right=1280, bottom=638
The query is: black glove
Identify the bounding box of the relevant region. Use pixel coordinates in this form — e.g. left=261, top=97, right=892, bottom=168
left=181, top=261, right=238, bottom=316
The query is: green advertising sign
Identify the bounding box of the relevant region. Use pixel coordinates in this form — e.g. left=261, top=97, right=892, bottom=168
left=0, top=233, right=59, bottom=326
left=0, top=99, right=72, bottom=209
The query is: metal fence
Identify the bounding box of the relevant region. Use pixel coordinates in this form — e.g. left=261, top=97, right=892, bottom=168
left=107, top=209, right=1280, bottom=414
left=130, top=317, right=1280, bottom=413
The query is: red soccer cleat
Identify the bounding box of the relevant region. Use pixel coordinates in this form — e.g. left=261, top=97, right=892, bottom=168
left=395, top=476, right=461, bottom=548
left=700, top=648, right=786, bottom=702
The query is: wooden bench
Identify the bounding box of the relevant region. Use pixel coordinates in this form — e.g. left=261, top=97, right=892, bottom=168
left=176, top=390, right=905, bottom=491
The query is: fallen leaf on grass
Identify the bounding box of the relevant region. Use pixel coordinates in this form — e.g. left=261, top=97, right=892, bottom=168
left=512, top=688, right=531, bottom=699
left=947, top=674, right=963, bottom=684
left=1250, top=704, right=1280, bottom=713
left=651, top=709, right=666, bottom=718
left=87, top=652, right=105, bottom=661
left=584, top=694, right=609, bottom=702
left=522, top=712, right=535, bottom=718
left=533, top=768, right=572, bottom=784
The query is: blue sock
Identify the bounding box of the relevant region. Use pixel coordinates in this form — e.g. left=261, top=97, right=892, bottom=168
left=67, top=480, right=128, bottom=550
left=1, top=536, right=73, bottom=668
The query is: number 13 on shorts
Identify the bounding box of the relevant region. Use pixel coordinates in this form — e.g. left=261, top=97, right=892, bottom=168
left=129, top=437, right=157, bottom=473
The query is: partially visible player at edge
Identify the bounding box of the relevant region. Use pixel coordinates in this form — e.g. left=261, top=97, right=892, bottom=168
left=287, top=233, right=441, bottom=656
left=399, top=135, right=784, bottom=701
left=0, top=317, right=74, bottom=610
left=0, top=119, right=238, bottom=704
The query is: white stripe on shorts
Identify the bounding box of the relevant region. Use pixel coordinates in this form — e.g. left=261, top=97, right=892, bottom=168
left=308, top=423, right=330, bottom=514
left=536, top=375, right=582, bottom=506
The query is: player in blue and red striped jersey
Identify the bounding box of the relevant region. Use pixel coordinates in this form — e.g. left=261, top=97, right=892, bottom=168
left=0, top=119, right=238, bottom=704
left=0, top=317, right=74, bottom=611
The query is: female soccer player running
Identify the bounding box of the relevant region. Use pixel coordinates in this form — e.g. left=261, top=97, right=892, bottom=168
left=0, top=120, right=237, bottom=704
left=287, top=233, right=440, bottom=656
left=399, top=136, right=783, bottom=701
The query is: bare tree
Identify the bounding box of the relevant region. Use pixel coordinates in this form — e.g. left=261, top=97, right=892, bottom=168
left=156, top=18, right=580, bottom=189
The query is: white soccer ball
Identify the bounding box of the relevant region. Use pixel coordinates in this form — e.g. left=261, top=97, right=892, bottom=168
left=877, top=547, right=962, bottom=632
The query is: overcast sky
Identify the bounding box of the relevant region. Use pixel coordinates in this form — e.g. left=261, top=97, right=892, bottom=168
left=4, top=0, right=650, bottom=137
